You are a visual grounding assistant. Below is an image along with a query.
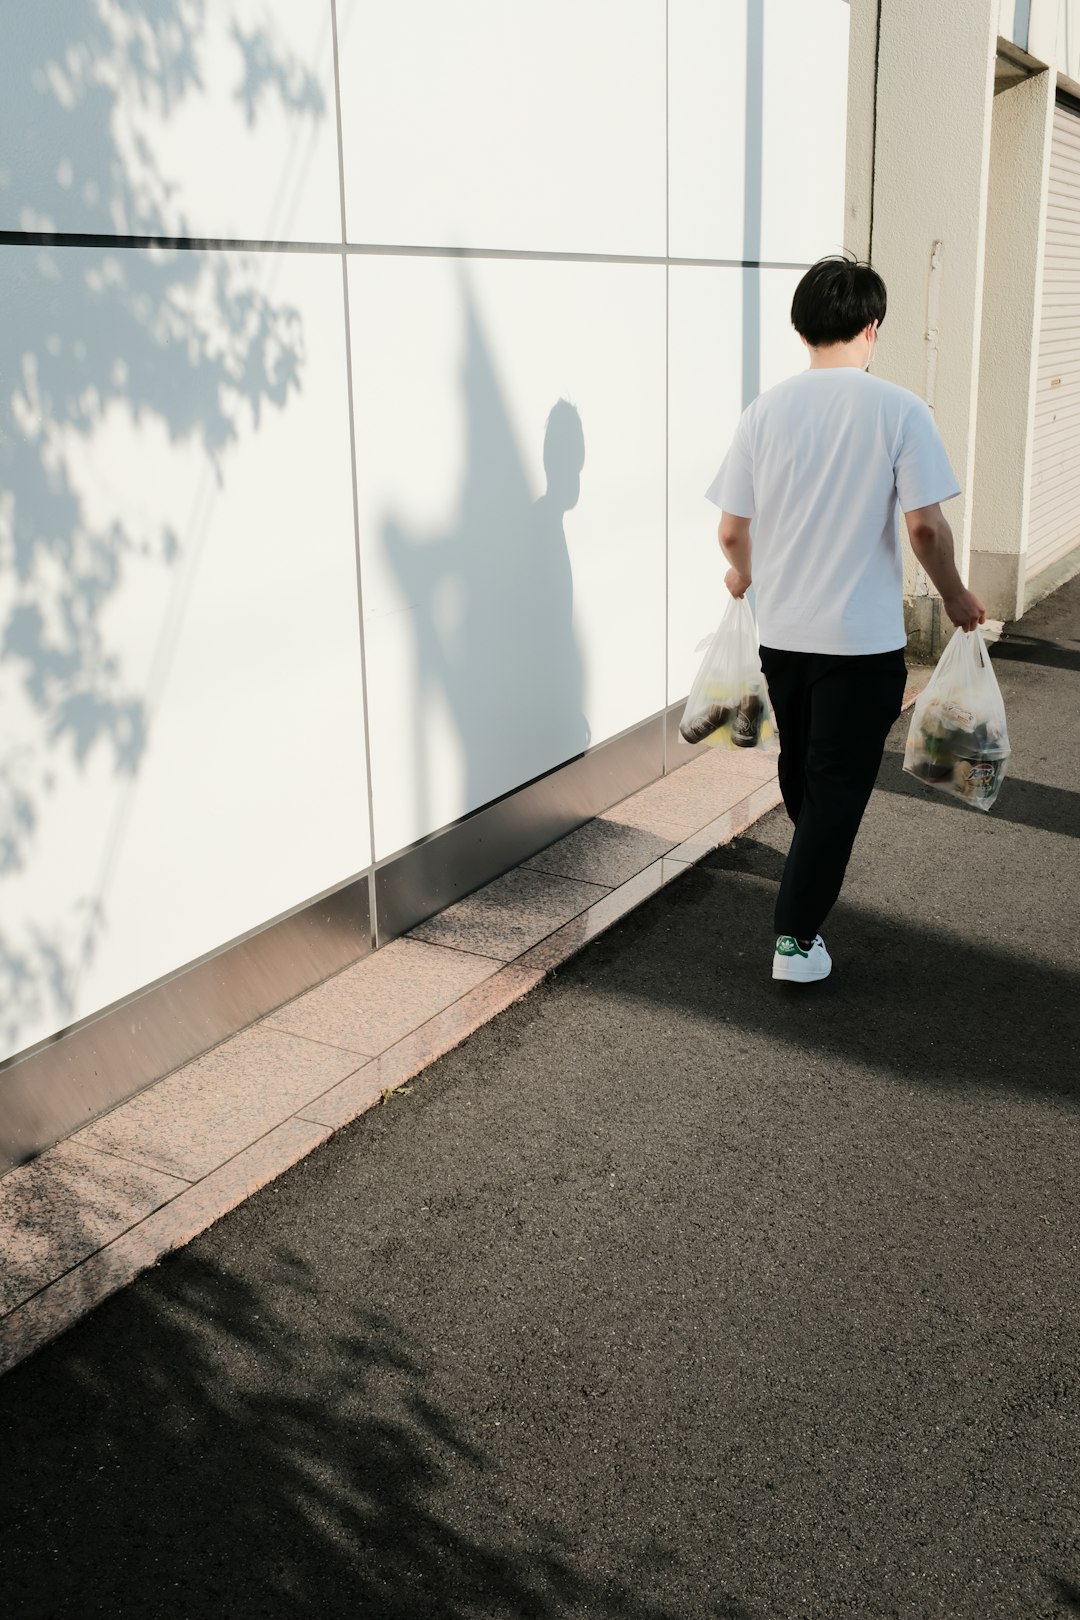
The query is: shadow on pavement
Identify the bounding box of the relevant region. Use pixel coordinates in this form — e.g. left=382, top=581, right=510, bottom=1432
left=991, top=633, right=1080, bottom=674
left=579, top=848, right=1079, bottom=1112
left=1051, top=1576, right=1080, bottom=1612
left=0, top=1248, right=715, bottom=1620
left=874, top=747, right=1080, bottom=840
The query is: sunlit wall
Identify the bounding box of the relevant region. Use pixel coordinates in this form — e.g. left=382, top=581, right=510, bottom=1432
left=999, top=0, right=1031, bottom=48
left=0, top=0, right=848, bottom=1067
left=1058, top=0, right=1080, bottom=73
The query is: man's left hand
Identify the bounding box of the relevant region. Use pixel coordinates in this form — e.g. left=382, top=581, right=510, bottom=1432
left=725, top=568, right=751, bottom=599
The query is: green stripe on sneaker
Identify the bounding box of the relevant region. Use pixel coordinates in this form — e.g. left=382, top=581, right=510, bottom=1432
left=775, top=936, right=809, bottom=958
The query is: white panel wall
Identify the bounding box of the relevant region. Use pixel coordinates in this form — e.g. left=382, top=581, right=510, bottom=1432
left=1, top=0, right=851, bottom=1068
left=0, top=244, right=368, bottom=1062
left=350, top=255, right=667, bottom=859
left=336, top=0, right=667, bottom=255
left=0, top=3, right=341, bottom=242
left=669, top=0, right=849, bottom=264
left=667, top=266, right=809, bottom=702
left=667, top=0, right=849, bottom=703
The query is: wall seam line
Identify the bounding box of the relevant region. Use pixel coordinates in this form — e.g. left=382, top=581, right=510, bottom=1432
left=664, top=0, right=671, bottom=774
left=329, top=0, right=380, bottom=948
left=0, top=230, right=809, bottom=274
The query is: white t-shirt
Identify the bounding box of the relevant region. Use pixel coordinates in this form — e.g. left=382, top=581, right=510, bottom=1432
left=705, top=367, right=961, bottom=655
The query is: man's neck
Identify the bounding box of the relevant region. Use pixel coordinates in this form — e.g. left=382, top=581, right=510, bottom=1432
left=807, top=339, right=869, bottom=370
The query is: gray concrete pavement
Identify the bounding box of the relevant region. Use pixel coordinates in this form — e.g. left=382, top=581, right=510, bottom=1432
left=2, top=582, right=1079, bottom=1620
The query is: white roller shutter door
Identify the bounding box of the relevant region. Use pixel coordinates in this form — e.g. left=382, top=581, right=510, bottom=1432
left=1029, top=99, right=1080, bottom=584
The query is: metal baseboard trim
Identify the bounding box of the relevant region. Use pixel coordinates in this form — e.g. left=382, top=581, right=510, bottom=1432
left=1, top=703, right=696, bottom=1172
left=665, top=701, right=695, bottom=762
left=374, top=714, right=669, bottom=943
left=0, top=880, right=372, bottom=1174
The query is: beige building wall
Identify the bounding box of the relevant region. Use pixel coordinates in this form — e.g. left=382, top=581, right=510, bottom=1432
left=1028, top=0, right=1060, bottom=64
left=870, top=0, right=999, bottom=654
left=844, top=0, right=878, bottom=263
left=846, top=0, right=1079, bottom=650
left=970, top=64, right=1057, bottom=620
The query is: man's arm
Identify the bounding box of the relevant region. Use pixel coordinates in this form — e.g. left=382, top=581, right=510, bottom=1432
left=904, top=504, right=986, bottom=632
left=718, top=513, right=753, bottom=599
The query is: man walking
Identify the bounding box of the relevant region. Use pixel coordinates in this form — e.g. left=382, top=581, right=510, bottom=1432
left=706, top=254, right=985, bottom=984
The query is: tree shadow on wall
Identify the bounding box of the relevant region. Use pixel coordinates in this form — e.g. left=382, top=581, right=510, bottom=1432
left=0, top=3, right=324, bottom=1069
left=0, top=1243, right=718, bottom=1620
left=382, top=276, right=589, bottom=852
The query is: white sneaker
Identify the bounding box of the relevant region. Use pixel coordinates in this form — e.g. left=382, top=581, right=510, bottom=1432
left=772, top=934, right=832, bottom=983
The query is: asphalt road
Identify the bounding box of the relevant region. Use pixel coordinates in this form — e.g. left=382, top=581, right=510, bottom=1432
left=2, top=582, right=1079, bottom=1620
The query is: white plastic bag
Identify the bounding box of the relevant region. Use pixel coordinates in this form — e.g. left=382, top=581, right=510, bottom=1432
left=902, top=628, right=1010, bottom=811
left=678, top=592, right=774, bottom=750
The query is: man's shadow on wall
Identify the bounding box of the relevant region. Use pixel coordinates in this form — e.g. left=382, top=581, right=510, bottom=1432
left=383, top=281, right=589, bottom=847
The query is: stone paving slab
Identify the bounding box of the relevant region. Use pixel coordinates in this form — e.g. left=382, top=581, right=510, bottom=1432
left=262, top=937, right=503, bottom=1055
left=0, top=1143, right=186, bottom=1317
left=74, top=1028, right=365, bottom=1182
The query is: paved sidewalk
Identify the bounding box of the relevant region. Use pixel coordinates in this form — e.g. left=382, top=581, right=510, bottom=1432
left=2, top=583, right=1079, bottom=1619
left=0, top=740, right=791, bottom=1375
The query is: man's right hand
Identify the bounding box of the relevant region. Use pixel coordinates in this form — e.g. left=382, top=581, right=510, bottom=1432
left=942, top=587, right=986, bottom=633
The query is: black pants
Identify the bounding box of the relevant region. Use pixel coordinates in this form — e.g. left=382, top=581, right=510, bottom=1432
left=758, top=645, right=908, bottom=941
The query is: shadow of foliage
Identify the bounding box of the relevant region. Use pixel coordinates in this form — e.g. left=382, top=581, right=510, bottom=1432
left=0, top=1246, right=697, bottom=1619
left=0, top=3, right=323, bottom=1054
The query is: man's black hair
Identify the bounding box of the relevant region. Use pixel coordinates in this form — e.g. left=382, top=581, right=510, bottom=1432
left=791, top=253, right=887, bottom=347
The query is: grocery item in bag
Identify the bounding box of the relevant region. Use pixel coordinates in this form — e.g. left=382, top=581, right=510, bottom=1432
left=902, top=628, right=1010, bottom=810
left=679, top=593, right=774, bottom=750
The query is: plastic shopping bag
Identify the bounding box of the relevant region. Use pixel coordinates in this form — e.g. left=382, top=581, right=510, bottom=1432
left=678, top=592, right=774, bottom=750
left=902, top=628, right=1010, bottom=811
